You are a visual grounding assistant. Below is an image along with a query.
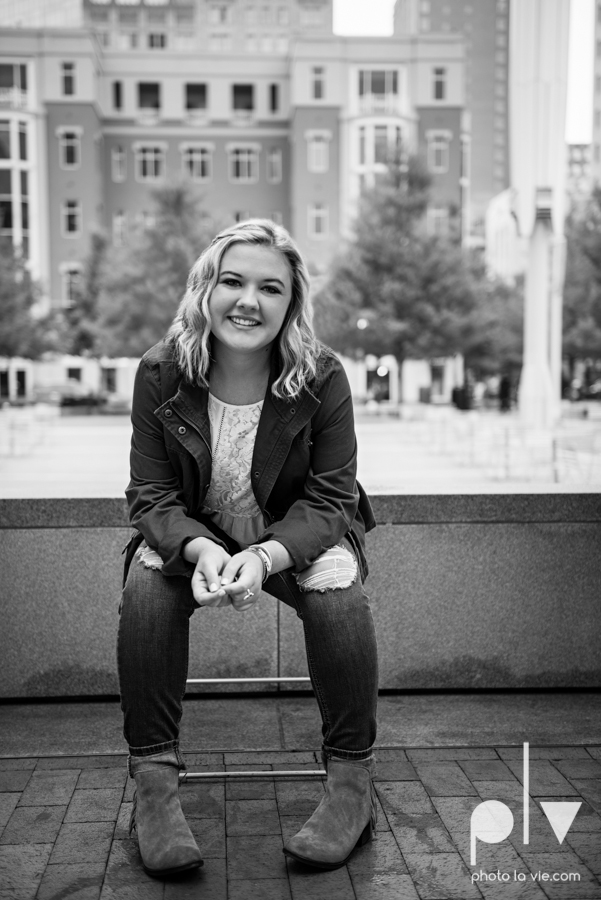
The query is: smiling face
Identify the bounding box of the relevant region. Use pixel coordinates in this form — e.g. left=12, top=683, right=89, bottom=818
left=208, top=242, right=293, bottom=360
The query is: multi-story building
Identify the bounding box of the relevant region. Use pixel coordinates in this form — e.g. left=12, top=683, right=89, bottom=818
left=394, top=0, right=509, bottom=247
left=0, top=0, right=467, bottom=307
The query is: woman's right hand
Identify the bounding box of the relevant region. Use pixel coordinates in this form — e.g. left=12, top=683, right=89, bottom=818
left=185, top=538, right=233, bottom=607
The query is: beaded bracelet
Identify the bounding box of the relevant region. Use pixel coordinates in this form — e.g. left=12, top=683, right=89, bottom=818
left=246, top=545, right=273, bottom=583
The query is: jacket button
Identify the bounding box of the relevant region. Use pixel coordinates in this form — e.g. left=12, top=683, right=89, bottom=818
left=253, top=472, right=259, bottom=478
left=178, top=426, right=186, bottom=434
left=290, top=409, right=295, bottom=414
left=164, top=409, right=172, bottom=417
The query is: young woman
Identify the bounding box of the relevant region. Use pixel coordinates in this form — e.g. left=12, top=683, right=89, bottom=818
left=118, top=219, right=379, bottom=878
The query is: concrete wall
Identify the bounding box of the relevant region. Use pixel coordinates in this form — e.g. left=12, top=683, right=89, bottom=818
left=1, top=495, right=600, bottom=699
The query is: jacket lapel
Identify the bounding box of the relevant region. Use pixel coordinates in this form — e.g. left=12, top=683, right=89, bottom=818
left=252, top=381, right=320, bottom=509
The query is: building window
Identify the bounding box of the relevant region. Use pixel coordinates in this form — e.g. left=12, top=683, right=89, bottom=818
left=111, top=146, right=126, bottom=182
left=266, top=148, right=282, bottom=183
left=113, top=81, right=123, bottom=111
left=427, top=206, right=449, bottom=236
left=148, top=33, right=167, bottom=49
left=269, top=83, right=279, bottom=113
left=0, top=169, right=12, bottom=241
left=312, top=66, right=325, bottom=100
left=209, top=33, right=232, bottom=52
left=228, top=146, right=259, bottom=183
left=277, top=6, right=289, bottom=25
left=62, top=200, right=81, bottom=237
left=182, top=145, right=212, bottom=181
left=61, top=264, right=82, bottom=307
left=433, top=67, right=446, bottom=101
left=427, top=132, right=450, bottom=173
left=0, top=119, right=10, bottom=159
left=135, top=146, right=165, bottom=182
left=209, top=3, right=232, bottom=25
left=138, top=82, right=160, bottom=110
left=113, top=211, right=126, bottom=246
left=358, top=69, right=399, bottom=113
left=306, top=132, right=330, bottom=173
left=300, top=4, right=324, bottom=26
left=61, top=62, right=75, bottom=96
left=374, top=126, right=389, bottom=164
left=308, top=202, right=328, bottom=238
left=18, top=122, right=27, bottom=160
left=269, top=210, right=283, bottom=225
left=358, top=126, right=366, bottom=166
left=233, top=84, right=254, bottom=112
left=186, top=83, right=207, bottom=112
left=0, top=63, right=28, bottom=107
left=58, top=129, right=81, bottom=169
left=234, top=210, right=251, bottom=223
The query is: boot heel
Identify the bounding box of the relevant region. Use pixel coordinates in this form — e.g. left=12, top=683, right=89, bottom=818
left=356, top=820, right=374, bottom=848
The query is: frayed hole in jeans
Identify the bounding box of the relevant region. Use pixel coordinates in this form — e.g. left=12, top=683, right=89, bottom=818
left=136, top=545, right=164, bottom=570
left=295, top=544, right=358, bottom=593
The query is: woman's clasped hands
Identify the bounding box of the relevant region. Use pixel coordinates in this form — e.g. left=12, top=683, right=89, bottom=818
left=190, top=540, right=263, bottom=612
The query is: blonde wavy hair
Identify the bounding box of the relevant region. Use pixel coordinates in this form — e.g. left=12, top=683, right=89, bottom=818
left=167, top=219, right=319, bottom=399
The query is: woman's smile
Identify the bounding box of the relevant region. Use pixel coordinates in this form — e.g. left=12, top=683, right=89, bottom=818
left=228, top=315, right=261, bottom=328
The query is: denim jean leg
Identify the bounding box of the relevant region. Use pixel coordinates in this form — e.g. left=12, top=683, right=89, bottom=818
left=268, top=570, right=379, bottom=759
left=117, top=558, right=197, bottom=755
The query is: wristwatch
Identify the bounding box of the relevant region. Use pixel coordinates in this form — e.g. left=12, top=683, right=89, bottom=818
left=247, top=545, right=273, bottom=582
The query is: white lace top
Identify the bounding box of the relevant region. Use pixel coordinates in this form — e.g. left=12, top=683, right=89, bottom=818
left=201, top=393, right=265, bottom=547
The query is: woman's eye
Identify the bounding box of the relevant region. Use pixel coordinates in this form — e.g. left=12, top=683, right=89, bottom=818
left=223, top=278, right=240, bottom=286
left=263, top=286, right=280, bottom=294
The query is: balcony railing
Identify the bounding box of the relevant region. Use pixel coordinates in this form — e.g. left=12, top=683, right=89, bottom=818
left=136, top=108, right=160, bottom=125
left=0, top=88, right=28, bottom=110
left=231, top=109, right=255, bottom=126
left=358, top=94, right=400, bottom=115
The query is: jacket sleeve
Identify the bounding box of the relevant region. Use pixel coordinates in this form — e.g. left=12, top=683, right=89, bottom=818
left=258, top=359, right=360, bottom=571
left=125, top=359, right=227, bottom=576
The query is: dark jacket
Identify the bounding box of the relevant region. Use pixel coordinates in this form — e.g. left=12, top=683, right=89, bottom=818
left=124, top=339, right=376, bottom=583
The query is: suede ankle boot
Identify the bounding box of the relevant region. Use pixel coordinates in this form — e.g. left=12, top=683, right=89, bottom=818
left=283, top=753, right=377, bottom=870
left=128, top=749, right=203, bottom=878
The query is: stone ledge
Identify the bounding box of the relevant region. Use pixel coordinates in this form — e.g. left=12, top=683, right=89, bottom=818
left=1, top=494, right=600, bottom=529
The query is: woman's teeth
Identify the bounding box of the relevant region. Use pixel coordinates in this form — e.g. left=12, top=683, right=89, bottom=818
left=230, top=317, right=259, bottom=327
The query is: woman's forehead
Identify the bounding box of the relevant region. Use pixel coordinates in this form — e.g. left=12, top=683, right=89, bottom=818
left=219, top=242, right=291, bottom=281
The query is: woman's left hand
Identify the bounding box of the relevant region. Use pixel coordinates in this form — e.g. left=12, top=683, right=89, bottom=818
left=219, top=551, right=264, bottom=612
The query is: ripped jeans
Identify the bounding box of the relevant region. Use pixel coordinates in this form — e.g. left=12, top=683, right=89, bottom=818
left=117, top=537, right=379, bottom=761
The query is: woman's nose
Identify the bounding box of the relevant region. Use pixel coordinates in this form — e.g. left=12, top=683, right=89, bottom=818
left=236, top=284, right=259, bottom=308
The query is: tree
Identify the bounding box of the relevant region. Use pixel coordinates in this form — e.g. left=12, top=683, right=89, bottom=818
left=95, top=182, right=221, bottom=358
left=62, top=229, right=108, bottom=356
left=312, top=153, right=479, bottom=363
left=562, top=192, right=601, bottom=377
left=0, top=241, right=55, bottom=359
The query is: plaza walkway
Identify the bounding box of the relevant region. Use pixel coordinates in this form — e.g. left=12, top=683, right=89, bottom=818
left=1, top=693, right=600, bottom=899
left=1, top=407, right=601, bottom=498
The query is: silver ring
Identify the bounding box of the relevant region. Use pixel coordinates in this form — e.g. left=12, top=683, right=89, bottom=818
left=243, top=589, right=254, bottom=601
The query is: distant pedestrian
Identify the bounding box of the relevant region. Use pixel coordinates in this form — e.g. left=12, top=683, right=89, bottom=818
left=499, top=374, right=511, bottom=412
left=118, top=219, right=379, bottom=879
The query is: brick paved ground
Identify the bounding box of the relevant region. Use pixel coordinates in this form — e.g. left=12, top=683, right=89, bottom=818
left=0, top=746, right=600, bottom=900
